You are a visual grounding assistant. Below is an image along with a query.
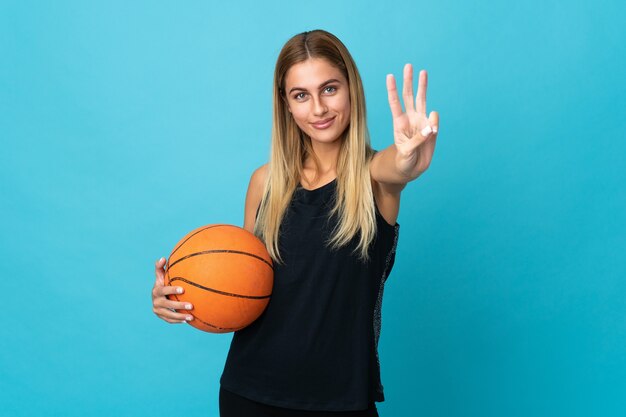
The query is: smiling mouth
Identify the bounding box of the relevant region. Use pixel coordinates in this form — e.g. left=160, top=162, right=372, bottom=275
left=311, top=117, right=336, bottom=129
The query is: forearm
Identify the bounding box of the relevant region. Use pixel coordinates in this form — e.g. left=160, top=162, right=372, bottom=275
left=371, top=144, right=421, bottom=185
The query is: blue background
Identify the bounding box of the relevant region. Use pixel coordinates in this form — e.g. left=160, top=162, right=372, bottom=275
left=1, top=0, right=625, bottom=416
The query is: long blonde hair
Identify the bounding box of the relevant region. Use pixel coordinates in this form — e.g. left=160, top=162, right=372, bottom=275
left=254, top=29, right=377, bottom=265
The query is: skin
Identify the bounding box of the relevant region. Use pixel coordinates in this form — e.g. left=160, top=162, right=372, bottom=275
left=283, top=57, right=351, bottom=187
left=385, top=63, right=439, bottom=179
left=152, top=60, right=440, bottom=325
left=152, top=257, right=193, bottom=323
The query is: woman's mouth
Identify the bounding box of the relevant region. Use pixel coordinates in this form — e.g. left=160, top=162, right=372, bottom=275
left=311, top=117, right=336, bottom=129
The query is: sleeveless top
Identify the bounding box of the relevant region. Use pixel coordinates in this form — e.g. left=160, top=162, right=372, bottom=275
left=219, top=178, right=400, bottom=411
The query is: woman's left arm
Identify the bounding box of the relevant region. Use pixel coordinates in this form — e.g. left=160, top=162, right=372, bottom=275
left=370, top=64, right=440, bottom=193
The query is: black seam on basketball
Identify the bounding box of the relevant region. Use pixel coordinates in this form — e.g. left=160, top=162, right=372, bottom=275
left=169, top=277, right=272, bottom=299
left=167, top=299, right=248, bottom=331
left=169, top=249, right=273, bottom=271
left=167, top=224, right=226, bottom=266
left=194, top=315, right=241, bottom=331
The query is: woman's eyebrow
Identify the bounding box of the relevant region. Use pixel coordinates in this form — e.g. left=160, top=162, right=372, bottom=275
left=288, top=79, right=340, bottom=94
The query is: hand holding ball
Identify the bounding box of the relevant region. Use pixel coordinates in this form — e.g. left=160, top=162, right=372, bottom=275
left=164, top=224, right=274, bottom=333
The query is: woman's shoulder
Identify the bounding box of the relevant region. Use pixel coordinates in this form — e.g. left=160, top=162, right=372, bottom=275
left=243, top=163, right=269, bottom=233
left=251, top=163, right=269, bottom=185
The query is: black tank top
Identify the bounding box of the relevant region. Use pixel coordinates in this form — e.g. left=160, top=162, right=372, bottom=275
left=219, top=178, right=400, bottom=411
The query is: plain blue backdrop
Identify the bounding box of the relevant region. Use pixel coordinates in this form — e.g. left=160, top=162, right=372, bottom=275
left=1, top=0, right=625, bottom=416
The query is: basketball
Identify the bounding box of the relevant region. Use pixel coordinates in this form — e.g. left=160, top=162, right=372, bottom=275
left=164, top=224, right=274, bottom=333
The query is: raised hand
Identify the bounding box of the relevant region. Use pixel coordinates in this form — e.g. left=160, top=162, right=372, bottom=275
left=386, top=64, right=439, bottom=177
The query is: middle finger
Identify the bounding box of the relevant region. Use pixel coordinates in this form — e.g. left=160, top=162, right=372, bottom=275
left=416, top=69, right=428, bottom=115
left=403, top=63, right=415, bottom=113
left=154, top=285, right=184, bottom=298
left=166, top=300, right=194, bottom=311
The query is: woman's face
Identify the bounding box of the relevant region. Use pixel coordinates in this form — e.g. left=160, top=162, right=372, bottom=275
left=283, top=58, right=351, bottom=144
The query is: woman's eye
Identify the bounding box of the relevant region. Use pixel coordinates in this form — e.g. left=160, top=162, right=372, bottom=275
left=293, top=87, right=336, bottom=101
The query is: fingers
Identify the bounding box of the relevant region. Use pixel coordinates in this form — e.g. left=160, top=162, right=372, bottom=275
left=402, top=63, right=415, bottom=113
left=420, top=125, right=433, bottom=137
left=169, top=300, right=194, bottom=311
left=156, top=299, right=194, bottom=323
left=152, top=284, right=194, bottom=323
left=152, top=257, right=194, bottom=324
left=154, top=257, right=166, bottom=285
left=154, top=306, right=194, bottom=324
left=153, top=283, right=183, bottom=298
left=416, top=69, right=427, bottom=116
left=428, top=111, right=439, bottom=133
left=417, top=111, right=439, bottom=138
left=386, top=74, right=403, bottom=119
left=388, top=65, right=428, bottom=118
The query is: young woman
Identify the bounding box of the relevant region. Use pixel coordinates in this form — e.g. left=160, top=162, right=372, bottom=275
left=151, top=29, right=439, bottom=417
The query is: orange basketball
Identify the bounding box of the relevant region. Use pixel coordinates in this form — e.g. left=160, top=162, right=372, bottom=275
left=164, top=224, right=274, bottom=333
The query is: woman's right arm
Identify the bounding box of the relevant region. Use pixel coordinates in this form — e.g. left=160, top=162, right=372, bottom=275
left=152, top=163, right=267, bottom=324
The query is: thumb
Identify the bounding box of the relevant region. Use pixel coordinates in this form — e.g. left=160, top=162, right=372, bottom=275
left=154, top=257, right=166, bottom=286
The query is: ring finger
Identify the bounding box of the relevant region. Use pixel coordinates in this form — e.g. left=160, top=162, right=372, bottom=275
left=159, top=307, right=193, bottom=323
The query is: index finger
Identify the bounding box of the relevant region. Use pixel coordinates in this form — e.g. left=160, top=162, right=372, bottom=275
left=386, top=74, right=403, bottom=119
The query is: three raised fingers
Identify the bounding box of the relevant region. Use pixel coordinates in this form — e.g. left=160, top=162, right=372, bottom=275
left=386, top=64, right=428, bottom=118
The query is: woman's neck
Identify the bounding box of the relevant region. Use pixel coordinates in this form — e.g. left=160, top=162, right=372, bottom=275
left=304, top=139, right=341, bottom=175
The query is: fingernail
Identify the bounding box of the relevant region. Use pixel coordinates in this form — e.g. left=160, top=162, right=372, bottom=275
left=186, top=316, right=193, bottom=321
left=421, top=126, right=432, bottom=136
left=433, top=126, right=438, bottom=133
left=177, top=287, right=183, bottom=294
left=159, top=257, right=165, bottom=263
left=185, top=304, right=192, bottom=310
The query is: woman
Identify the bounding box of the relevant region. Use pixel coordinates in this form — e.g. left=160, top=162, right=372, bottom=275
left=152, top=29, right=439, bottom=416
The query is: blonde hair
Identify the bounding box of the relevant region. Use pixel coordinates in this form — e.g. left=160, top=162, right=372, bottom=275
left=254, top=29, right=377, bottom=265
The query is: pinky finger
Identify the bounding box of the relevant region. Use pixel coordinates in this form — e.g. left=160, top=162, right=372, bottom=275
left=428, top=111, right=439, bottom=133
left=163, top=316, right=187, bottom=324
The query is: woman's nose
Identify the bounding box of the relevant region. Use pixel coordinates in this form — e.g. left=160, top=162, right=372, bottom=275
left=312, top=97, right=328, bottom=116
